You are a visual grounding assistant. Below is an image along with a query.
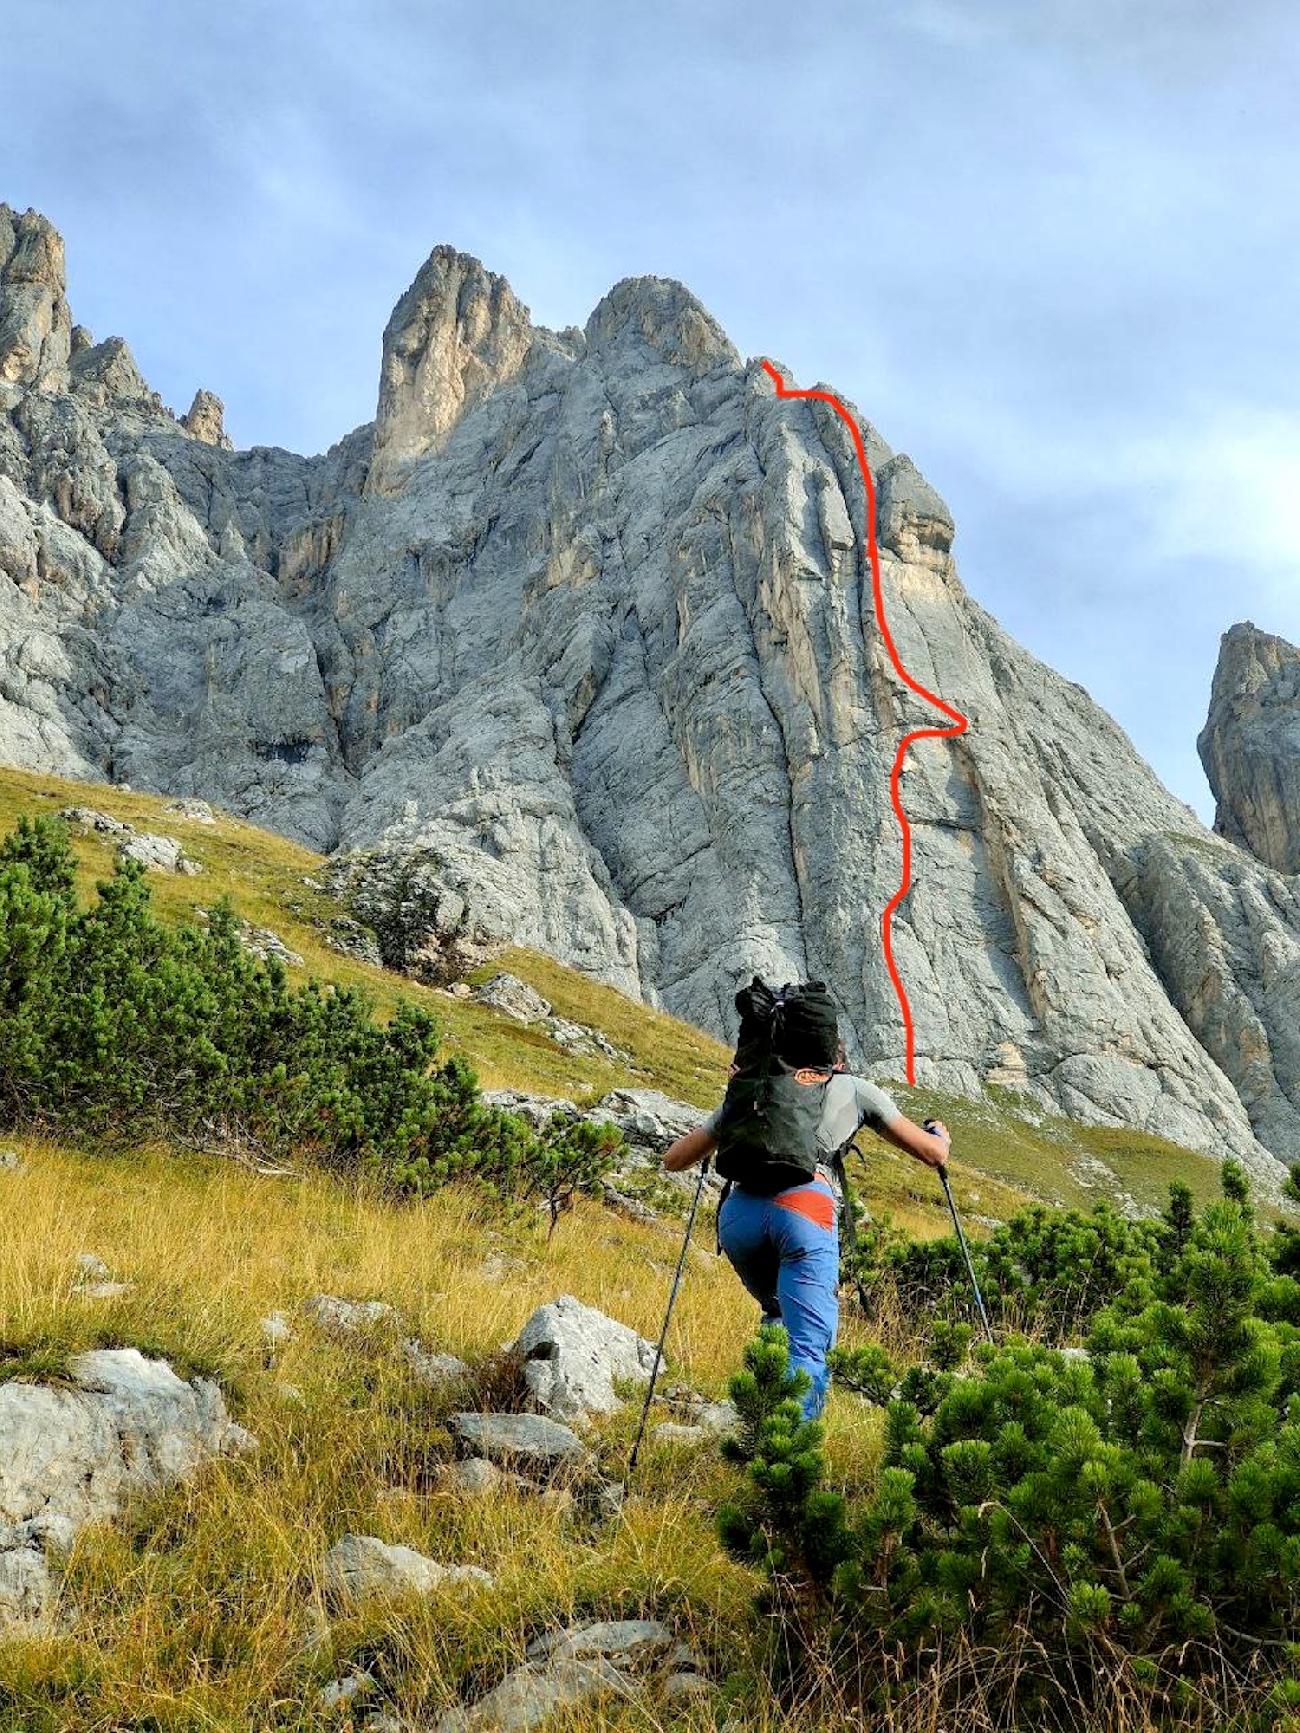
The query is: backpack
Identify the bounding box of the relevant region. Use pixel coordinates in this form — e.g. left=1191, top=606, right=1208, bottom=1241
left=713, top=977, right=840, bottom=1195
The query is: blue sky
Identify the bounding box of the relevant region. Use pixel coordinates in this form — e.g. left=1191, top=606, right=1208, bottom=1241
left=5, top=0, right=1297, bottom=817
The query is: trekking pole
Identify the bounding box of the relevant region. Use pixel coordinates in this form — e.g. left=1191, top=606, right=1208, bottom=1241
left=925, top=1122, right=994, bottom=1342
left=628, top=1159, right=710, bottom=1473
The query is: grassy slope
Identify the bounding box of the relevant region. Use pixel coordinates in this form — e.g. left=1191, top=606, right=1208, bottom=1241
left=0, top=766, right=1229, bottom=1231
left=0, top=1141, right=760, bottom=1730
left=0, top=767, right=1256, bottom=1730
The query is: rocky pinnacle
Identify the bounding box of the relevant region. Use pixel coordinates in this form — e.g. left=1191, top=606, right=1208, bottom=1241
left=1200, top=622, right=1300, bottom=876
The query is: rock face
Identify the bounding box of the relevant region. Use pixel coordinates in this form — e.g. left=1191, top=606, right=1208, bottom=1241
left=1200, top=622, right=1300, bottom=876
left=0, top=203, right=1297, bottom=1179
left=0, top=207, right=70, bottom=390
left=0, top=1348, right=254, bottom=1626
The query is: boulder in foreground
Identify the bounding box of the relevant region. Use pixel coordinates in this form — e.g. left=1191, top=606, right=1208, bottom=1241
left=0, top=1348, right=255, bottom=1628
left=514, top=1293, right=657, bottom=1419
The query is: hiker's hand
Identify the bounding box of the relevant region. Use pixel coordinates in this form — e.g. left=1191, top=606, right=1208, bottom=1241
left=924, top=1119, right=952, bottom=1166
left=884, top=1114, right=950, bottom=1168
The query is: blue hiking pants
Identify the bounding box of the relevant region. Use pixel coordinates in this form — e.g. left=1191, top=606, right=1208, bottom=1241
left=717, top=1176, right=839, bottom=1419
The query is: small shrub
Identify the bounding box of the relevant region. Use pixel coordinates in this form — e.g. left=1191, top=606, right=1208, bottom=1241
left=721, top=1167, right=1300, bottom=1720
left=0, top=816, right=619, bottom=1205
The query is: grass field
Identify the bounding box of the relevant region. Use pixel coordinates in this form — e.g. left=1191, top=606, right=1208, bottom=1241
left=0, top=765, right=1231, bottom=1230
left=0, top=768, right=1269, bottom=1731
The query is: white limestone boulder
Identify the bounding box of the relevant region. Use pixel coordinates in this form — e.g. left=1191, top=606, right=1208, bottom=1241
left=514, top=1294, right=657, bottom=1421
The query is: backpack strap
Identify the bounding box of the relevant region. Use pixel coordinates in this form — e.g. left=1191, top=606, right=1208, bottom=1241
left=830, top=1136, right=861, bottom=1254
left=833, top=1135, right=876, bottom=1313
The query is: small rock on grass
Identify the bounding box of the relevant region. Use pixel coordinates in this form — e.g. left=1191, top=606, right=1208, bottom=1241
left=664, top=1670, right=713, bottom=1700
left=651, top=1422, right=710, bottom=1447
left=435, top=1654, right=629, bottom=1733
left=525, top=1619, right=673, bottom=1666
left=304, top=1294, right=467, bottom=1387
left=450, top=1412, right=593, bottom=1478
left=438, top=1457, right=502, bottom=1496
left=439, top=1619, right=700, bottom=1732
left=0, top=1150, right=24, bottom=1173
left=323, top=1534, right=492, bottom=1603
left=320, top=1671, right=378, bottom=1709
left=261, top=1311, right=292, bottom=1349
left=585, top=1479, right=626, bottom=1524
left=72, top=1253, right=132, bottom=1300
left=163, top=798, right=215, bottom=823
left=304, top=1294, right=400, bottom=1338
left=401, top=1339, right=470, bottom=1387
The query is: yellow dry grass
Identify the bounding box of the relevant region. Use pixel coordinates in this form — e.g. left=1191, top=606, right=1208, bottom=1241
left=1, top=1135, right=915, bottom=1730
left=1, top=1141, right=1196, bottom=1733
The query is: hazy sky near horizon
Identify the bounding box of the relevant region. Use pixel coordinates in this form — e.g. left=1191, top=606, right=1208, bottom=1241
left=5, top=0, right=1298, bottom=817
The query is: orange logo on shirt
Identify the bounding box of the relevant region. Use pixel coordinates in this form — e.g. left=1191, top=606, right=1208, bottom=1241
left=794, top=1068, right=833, bottom=1086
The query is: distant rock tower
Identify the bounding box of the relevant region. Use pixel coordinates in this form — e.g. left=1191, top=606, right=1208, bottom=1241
left=181, top=389, right=233, bottom=449
left=1199, top=622, right=1300, bottom=875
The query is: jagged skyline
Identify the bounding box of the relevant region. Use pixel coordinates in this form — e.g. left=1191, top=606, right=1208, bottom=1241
left=4, top=0, right=1299, bottom=818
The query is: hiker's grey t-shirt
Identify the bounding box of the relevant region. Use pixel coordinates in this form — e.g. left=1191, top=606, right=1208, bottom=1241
left=704, top=1072, right=901, bottom=1159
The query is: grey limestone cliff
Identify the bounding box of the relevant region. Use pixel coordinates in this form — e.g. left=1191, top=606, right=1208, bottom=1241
left=1200, top=622, right=1300, bottom=877
left=0, top=203, right=1296, bottom=1185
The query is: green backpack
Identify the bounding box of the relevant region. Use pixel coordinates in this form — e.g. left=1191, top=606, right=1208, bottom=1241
left=713, top=978, right=838, bottom=1195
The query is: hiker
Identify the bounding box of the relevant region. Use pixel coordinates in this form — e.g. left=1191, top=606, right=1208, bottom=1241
left=661, top=978, right=950, bottom=1419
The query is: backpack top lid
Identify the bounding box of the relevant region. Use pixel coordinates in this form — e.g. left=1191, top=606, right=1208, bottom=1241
left=732, top=976, right=840, bottom=1071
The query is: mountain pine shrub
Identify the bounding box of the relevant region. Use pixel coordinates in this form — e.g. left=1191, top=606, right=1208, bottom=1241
left=0, top=815, right=618, bottom=1207
left=723, top=1166, right=1300, bottom=1721
left=844, top=1186, right=1208, bottom=1344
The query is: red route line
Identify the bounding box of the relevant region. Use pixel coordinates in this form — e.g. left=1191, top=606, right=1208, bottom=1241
left=760, top=357, right=970, bottom=1086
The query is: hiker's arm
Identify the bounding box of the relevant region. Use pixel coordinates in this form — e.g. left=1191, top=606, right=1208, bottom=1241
left=663, top=1125, right=717, bottom=1173
left=879, top=1114, right=951, bottom=1168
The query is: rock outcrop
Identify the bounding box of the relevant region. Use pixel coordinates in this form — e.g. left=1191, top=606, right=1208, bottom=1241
left=1200, top=622, right=1300, bottom=876
left=180, top=389, right=232, bottom=450
left=0, top=206, right=70, bottom=391
left=0, top=202, right=1297, bottom=1180
left=0, top=1348, right=254, bottom=1627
